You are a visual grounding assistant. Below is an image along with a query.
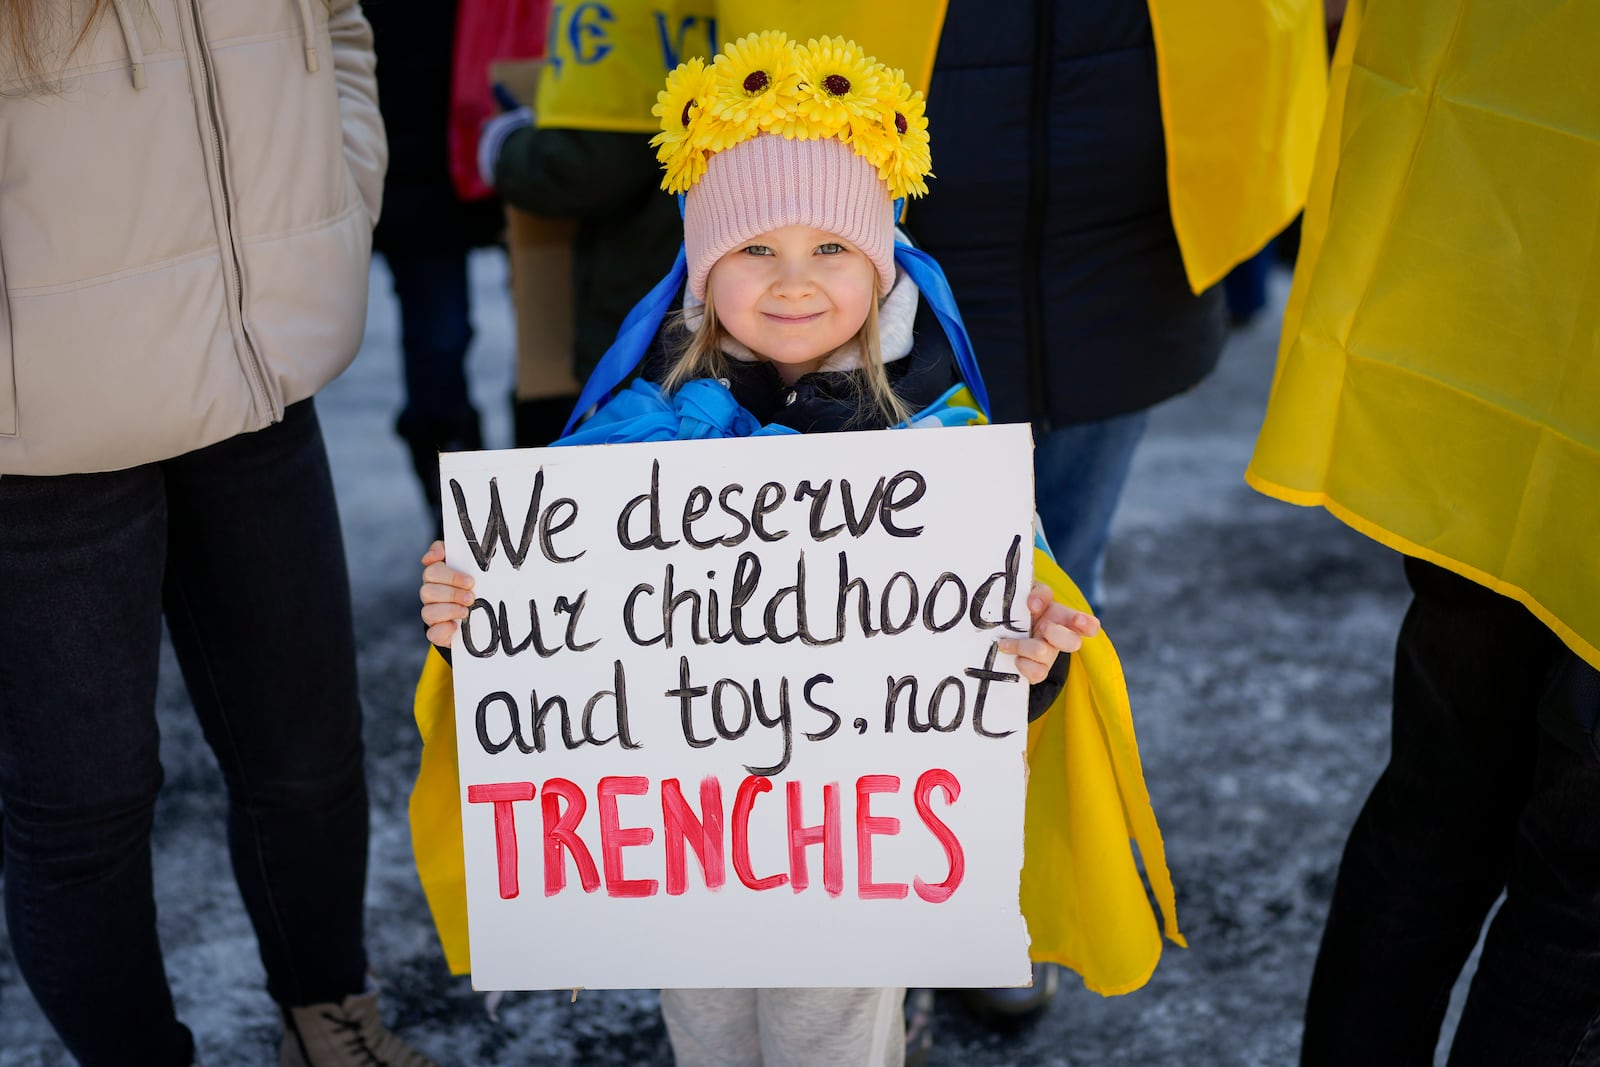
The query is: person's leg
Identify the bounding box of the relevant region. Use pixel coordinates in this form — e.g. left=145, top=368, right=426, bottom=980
left=1446, top=664, right=1600, bottom=1067
left=0, top=468, right=195, bottom=1067
left=1300, top=557, right=1555, bottom=1065
left=1030, top=411, right=1150, bottom=612
left=659, top=988, right=762, bottom=1067
left=159, top=400, right=370, bottom=1009
left=757, top=987, right=906, bottom=1067
left=386, top=248, right=483, bottom=526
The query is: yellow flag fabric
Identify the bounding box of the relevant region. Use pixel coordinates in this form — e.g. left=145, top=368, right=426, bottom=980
left=536, top=1, right=716, bottom=133
left=1022, top=550, right=1185, bottom=995
left=715, top=0, right=949, bottom=95
left=409, top=648, right=472, bottom=975
left=407, top=549, right=1182, bottom=991
left=1247, top=0, right=1600, bottom=670
left=1147, top=0, right=1328, bottom=293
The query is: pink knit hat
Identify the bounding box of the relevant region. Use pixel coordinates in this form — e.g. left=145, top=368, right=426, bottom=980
left=683, top=134, right=896, bottom=301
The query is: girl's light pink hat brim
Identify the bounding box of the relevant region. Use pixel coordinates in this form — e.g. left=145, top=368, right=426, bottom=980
left=683, top=135, right=896, bottom=300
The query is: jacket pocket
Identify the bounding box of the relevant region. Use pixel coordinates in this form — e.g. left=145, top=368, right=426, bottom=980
left=0, top=242, right=14, bottom=437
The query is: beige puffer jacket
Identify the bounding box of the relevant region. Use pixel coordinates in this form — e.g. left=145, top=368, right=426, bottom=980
left=0, top=0, right=386, bottom=476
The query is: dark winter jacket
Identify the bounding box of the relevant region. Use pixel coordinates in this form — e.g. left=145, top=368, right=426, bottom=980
left=494, top=127, right=682, bottom=381
left=910, top=0, right=1227, bottom=430
left=367, top=0, right=504, bottom=254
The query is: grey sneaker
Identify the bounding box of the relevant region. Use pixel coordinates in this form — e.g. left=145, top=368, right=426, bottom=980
left=279, top=987, right=439, bottom=1067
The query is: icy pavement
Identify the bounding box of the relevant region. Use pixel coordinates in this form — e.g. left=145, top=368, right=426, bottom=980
left=0, top=256, right=1466, bottom=1066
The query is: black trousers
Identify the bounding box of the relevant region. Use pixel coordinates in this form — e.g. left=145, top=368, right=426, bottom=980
left=0, top=401, right=370, bottom=1067
left=1302, top=557, right=1600, bottom=1066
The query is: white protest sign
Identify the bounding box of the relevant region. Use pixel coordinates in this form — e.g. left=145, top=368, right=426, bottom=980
left=441, top=424, right=1036, bottom=990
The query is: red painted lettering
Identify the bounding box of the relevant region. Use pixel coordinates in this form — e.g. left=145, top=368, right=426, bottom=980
left=854, top=774, right=908, bottom=900
left=662, top=776, right=727, bottom=895
left=731, top=775, right=787, bottom=890
left=597, top=776, right=659, bottom=898
left=467, top=781, right=536, bottom=899
left=912, top=768, right=965, bottom=903
left=540, top=777, right=600, bottom=896
left=787, top=780, right=843, bottom=896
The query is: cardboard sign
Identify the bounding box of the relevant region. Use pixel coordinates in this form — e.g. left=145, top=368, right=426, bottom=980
left=441, top=424, right=1035, bottom=990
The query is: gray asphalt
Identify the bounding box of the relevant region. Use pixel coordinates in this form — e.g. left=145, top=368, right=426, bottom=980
left=0, top=256, right=1466, bottom=1066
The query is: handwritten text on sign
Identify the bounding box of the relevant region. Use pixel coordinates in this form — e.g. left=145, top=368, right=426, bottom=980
left=442, top=425, right=1035, bottom=990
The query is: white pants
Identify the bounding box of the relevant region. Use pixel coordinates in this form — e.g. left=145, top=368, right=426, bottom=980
left=660, top=987, right=906, bottom=1067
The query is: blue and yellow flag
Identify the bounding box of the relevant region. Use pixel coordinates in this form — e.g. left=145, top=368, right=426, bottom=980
left=536, top=1, right=949, bottom=133
left=409, top=385, right=1182, bottom=991
left=536, top=1, right=717, bottom=132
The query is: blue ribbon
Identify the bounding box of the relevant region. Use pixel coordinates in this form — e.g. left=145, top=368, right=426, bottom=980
left=891, top=239, right=991, bottom=418
left=560, top=233, right=993, bottom=435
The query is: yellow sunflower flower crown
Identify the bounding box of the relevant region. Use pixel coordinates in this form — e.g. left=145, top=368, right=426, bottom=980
left=651, top=31, right=933, bottom=201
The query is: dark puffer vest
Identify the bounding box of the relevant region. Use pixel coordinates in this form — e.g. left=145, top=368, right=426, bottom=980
left=910, top=0, right=1227, bottom=430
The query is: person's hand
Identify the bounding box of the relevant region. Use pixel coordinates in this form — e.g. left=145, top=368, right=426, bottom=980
left=476, top=84, right=533, bottom=188
left=997, top=581, right=1101, bottom=683
left=420, top=540, right=475, bottom=648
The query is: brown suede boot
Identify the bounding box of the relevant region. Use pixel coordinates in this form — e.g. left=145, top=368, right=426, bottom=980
left=279, top=987, right=439, bottom=1067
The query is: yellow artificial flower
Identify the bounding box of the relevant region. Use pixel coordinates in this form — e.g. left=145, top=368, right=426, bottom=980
left=876, top=70, right=933, bottom=199
left=651, top=33, right=934, bottom=198
left=651, top=57, right=715, bottom=193
left=795, top=36, right=885, bottom=144
left=705, top=31, right=803, bottom=146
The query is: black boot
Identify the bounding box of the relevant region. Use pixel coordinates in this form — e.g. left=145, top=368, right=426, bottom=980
left=513, top=393, right=581, bottom=449
left=396, top=410, right=483, bottom=537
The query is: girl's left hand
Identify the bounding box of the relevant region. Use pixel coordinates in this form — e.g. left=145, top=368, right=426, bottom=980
left=997, top=581, right=1101, bottom=684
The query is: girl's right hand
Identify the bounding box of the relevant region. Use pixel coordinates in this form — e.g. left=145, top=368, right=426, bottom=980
left=420, top=540, right=475, bottom=648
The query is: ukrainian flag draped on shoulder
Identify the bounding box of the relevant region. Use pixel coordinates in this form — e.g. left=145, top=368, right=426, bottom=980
left=1247, top=0, right=1600, bottom=670
left=1147, top=0, right=1328, bottom=293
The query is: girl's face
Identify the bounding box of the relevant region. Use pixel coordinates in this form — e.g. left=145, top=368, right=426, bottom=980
left=706, top=224, right=878, bottom=385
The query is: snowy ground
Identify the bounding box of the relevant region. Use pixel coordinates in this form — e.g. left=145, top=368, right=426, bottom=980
left=0, top=256, right=1468, bottom=1066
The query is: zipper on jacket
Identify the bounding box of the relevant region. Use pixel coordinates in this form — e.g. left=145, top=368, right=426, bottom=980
left=1023, top=0, right=1055, bottom=432
left=187, top=0, right=280, bottom=424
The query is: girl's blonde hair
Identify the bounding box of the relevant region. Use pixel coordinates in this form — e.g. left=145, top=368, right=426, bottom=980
left=2, top=0, right=111, bottom=83
left=663, top=291, right=911, bottom=428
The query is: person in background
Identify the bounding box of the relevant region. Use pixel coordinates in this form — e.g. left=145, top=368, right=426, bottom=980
left=368, top=0, right=507, bottom=533
left=908, top=0, right=1325, bottom=1026
left=473, top=1, right=705, bottom=446
left=0, top=2, right=436, bottom=1064
left=1247, top=1, right=1600, bottom=1063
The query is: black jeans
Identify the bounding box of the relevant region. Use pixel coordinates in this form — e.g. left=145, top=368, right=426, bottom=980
left=387, top=247, right=476, bottom=430
left=0, top=401, right=370, bottom=1067
left=1302, top=557, right=1600, bottom=1066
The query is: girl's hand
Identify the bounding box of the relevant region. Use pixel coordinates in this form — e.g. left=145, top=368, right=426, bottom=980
left=420, top=540, right=476, bottom=648
left=997, top=581, right=1101, bottom=684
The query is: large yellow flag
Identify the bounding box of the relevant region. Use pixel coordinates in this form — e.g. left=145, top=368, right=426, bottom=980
left=1248, top=0, right=1600, bottom=669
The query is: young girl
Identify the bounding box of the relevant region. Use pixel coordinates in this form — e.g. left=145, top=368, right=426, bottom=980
left=416, top=31, right=1177, bottom=1066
